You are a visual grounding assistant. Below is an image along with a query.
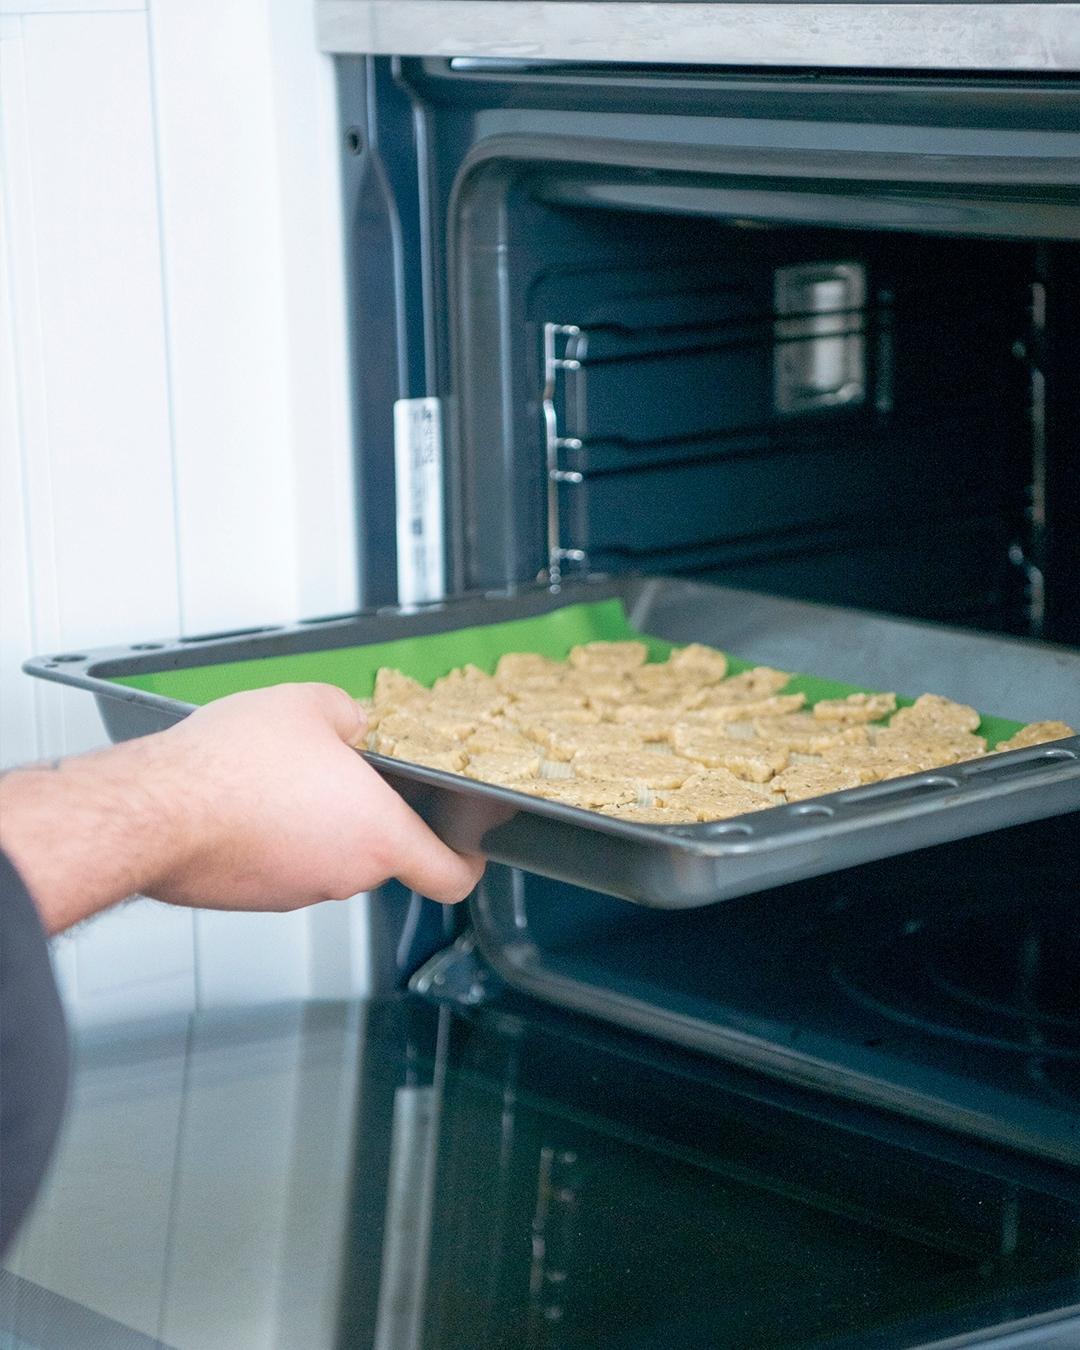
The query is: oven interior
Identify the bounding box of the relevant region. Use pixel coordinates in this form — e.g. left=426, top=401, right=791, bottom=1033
left=453, top=164, right=1080, bottom=645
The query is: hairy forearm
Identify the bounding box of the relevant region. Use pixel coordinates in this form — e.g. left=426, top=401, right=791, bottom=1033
left=0, top=738, right=193, bottom=935
left=0, top=685, right=483, bottom=933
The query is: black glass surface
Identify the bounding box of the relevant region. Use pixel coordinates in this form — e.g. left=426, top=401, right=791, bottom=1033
left=500, top=816, right=1080, bottom=1167
left=3, top=993, right=1078, bottom=1349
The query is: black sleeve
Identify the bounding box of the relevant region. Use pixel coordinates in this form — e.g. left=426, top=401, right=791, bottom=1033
left=0, top=849, right=69, bottom=1256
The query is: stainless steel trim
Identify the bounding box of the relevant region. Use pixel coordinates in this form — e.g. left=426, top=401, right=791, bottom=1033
left=317, top=2, right=1080, bottom=73
left=773, top=261, right=867, bottom=416
left=542, top=322, right=589, bottom=588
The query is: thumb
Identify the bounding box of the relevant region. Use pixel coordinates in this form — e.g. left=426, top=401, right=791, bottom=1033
left=300, top=683, right=369, bottom=748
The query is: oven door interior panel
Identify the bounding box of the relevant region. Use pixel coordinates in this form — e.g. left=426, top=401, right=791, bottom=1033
left=340, top=995, right=1080, bottom=1350
left=454, top=812, right=1080, bottom=1168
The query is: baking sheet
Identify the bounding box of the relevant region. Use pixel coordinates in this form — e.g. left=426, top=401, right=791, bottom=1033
left=22, top=577, right=1080, bottom=908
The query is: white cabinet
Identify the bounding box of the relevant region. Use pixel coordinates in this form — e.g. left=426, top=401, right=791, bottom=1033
left=1, top=1, right=366, bottom=1023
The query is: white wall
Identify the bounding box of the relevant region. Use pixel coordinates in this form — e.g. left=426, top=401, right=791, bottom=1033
left=1, top=0, right=370, bottom=1023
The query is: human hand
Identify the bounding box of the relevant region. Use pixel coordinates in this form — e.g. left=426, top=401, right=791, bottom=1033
left=0, top=683, right=485, bottom=934
left=149, top=683, right=485, bottom=910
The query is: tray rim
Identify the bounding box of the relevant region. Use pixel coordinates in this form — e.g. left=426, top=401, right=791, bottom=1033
left=363, top=746, right=1080, bottom=858
left=21, top=576, right=1080, bottom=904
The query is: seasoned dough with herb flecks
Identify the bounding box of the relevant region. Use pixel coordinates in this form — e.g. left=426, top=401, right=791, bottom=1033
left=668, top=642, right=729, bottom=684
left=874, top=724, right=987, bottom=760
left=568, top=640, right=648, bottom=672
left=996, top=720, right=1076, bottom=751
left=752, top=713, right=870, bottom=755
left=889, top=693, right=981, bottom=736
left=364, top=638, right=1067, bottom=822
left=768, top=762, right=865, bottom=801
left=669, top=727, right=789, bottom=782
left=811, top=692, right=897, bottom=724
left=384, top=741, right=468, bottom=773
left=527, top=721, right=647, bottom=762
left=572, top=750, right=697, bottom=791
left=464, top=750, right=542, bottom=784
left=600, top=803, right=700, bottom=825
left=526, top=779, right=638, bottom=809
left=700, top=667, right=792, bottom=705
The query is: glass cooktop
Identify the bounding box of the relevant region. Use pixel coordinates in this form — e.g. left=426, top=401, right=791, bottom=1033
left=2, top=994, right=1078, bottom=1349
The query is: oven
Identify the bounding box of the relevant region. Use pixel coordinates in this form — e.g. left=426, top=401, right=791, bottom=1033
left=23, top=21, right=1080, bottom=1348
left=328, top=50, right=1080, bottom=1345
left=326, top=50, right=1080, bottom=1124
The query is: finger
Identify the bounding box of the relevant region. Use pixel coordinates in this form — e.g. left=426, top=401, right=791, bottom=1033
left=300, top=683, right=368, bottom=747
left=378, top=791, right=485, bottom=904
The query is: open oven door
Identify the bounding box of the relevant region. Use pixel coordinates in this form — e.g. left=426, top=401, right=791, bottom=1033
left=337, top=993, right=1080, bottom=1350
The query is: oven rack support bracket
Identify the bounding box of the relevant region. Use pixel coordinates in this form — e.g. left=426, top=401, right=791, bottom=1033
left=542, top=322, right=589, bottom=589
left=409, top=933, right=505, bottom=1009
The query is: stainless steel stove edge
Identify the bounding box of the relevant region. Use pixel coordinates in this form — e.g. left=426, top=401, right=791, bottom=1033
left=316, top=2, right=1080, bottom=74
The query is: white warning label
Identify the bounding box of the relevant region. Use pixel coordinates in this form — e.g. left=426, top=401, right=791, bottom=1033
left=393, top=397, right=445, bottom=607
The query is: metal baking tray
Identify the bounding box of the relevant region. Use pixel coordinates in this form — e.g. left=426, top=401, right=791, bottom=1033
left=23, top=576, right=1080, bottom=909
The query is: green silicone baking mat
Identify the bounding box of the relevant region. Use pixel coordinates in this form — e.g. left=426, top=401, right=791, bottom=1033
left=110, top=598, right=1025, bottom=748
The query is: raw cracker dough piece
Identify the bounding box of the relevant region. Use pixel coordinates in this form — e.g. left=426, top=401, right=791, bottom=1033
left=612, top=705, right=683, bottom=741
left=494, top=652, right=562, bottom=685
left=654, top=774, right=773, bottom=820
left=528, top=779, right=638, bottom=809
left=372, top=718, right=459, bottom=757
left=668, top=642, right=729, bottom=684
left=874, top=724, right=987, bottom=762
left=512, top=704, right=602, bottom=734
left=372, top=711, right=433, bottom=743
left=433, top=664, right=496, bottom=692
left=465, top=723, right=538, bottom=755
left=682, top=796, right=771, bottom=821
left=531, top=722, right=647, bottom=762
left=889, top=694, right=981, bottom=735
left=752, top=714, right=870, bottom=754
left=499, top=674, right=573, bottom=699
left=506, top=689, right=591, bottom=716
left=515, top=712, right=604, bottom=753
left=568, top=640, right=648, bottom=672
left=429, top=685, right=508, bottom=717
left=632, top=662, right=704, bottom=695
left=384, top=741, right=467, bottom=773
left=601, top=803, right=700, bottom=825
left=817, top=744, right=933, bottom=783
left=624, top=681, right=708, bottom=713
left=373, top=668, right=426, bottom=707
left=464, top=750, right=542, bottom=784
left=691, top=692, right=806, bottom=722
left=768, top=762, right=865, bottom=801
left=669, top=727, right=789, bottom=782
left=657, top=766, right=772, bottom=800
left=564, top=671, right=636, bottom=706
left=572, top=750, right=697, bottom=790
left=996, top=720, right=1076, bottom=751
left=702, top=667, right=792, bottom=704
left=671, top=768, right=775, bottom=800
left=812, top=692, right=897, bottom=724
left=412, top=707, right=481, bottom=740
